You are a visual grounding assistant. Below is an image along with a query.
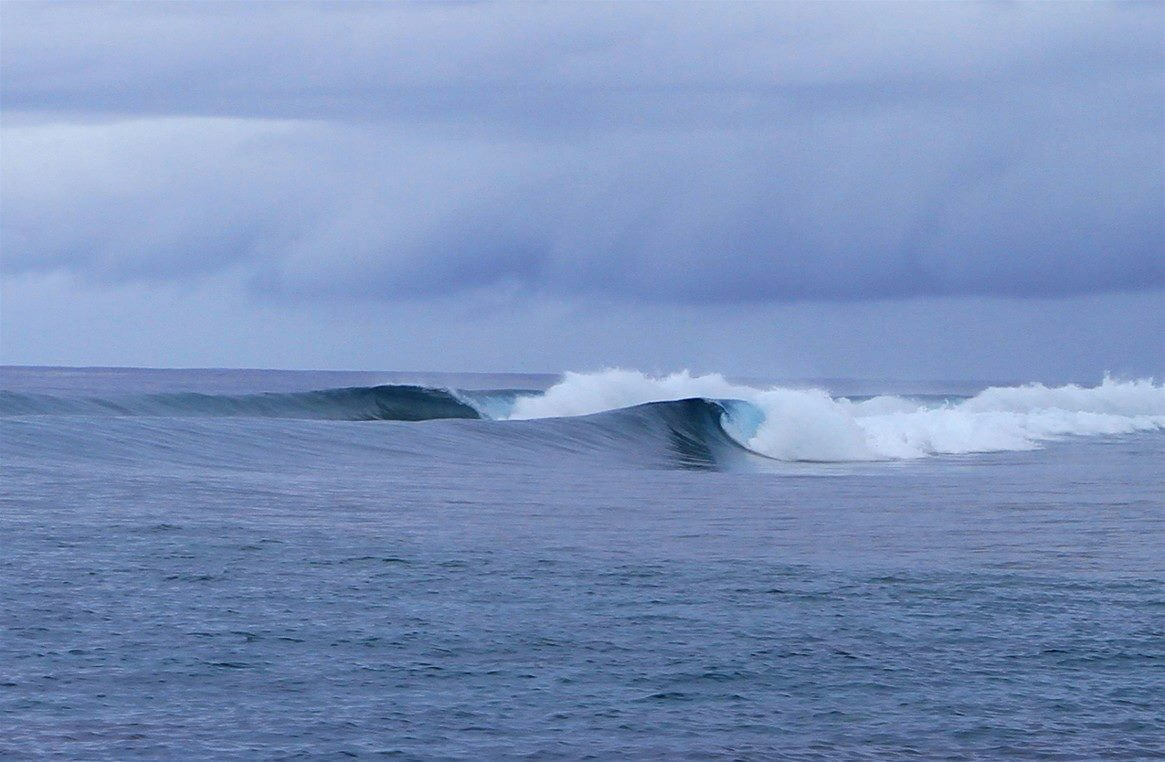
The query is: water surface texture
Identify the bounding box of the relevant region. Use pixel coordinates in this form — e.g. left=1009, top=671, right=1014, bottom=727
left=2, top=367, right=1163, bottom=759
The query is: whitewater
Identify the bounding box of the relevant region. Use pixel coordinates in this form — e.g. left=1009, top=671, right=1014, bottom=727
left=3, top=366, right=1162, bottom=759
left=503, top=370, right=1165, bottom=461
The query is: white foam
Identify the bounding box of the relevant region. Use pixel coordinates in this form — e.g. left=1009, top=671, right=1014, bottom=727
left=505, top=370, right=1165, bottom=461
left=507, top=369, right=752, bottom=420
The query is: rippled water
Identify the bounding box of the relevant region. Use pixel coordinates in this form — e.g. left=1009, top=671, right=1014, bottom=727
left=2, top=368, right=1162, bottom=759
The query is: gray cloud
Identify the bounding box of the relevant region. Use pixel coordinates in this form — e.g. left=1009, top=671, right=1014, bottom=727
left=3, top=2, right=1160, bottom=122
left=1, top=1, right=1162, bottom=305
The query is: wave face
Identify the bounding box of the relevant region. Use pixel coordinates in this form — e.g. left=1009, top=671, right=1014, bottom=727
left=0, top=385, right=483, bottom=422
left=503, top=370, right=1165, bottom=461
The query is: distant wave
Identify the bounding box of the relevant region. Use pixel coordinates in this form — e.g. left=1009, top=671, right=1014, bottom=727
left=3, top=371, right=1162, bottom=463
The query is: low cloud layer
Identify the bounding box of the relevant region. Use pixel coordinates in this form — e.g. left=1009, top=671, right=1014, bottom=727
left=1, top=2, right=1162, bottom=305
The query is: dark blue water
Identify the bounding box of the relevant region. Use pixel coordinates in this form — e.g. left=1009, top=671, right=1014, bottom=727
left=2, top=367, right=1162, bottom=759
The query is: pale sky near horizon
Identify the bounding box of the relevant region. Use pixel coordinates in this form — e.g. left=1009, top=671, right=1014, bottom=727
left=1, top=2, right=1162, bottom=381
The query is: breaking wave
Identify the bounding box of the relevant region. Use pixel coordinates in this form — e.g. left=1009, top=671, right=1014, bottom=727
left=3, top=370, right=1161, bottom=463
left=503, top=370, right=1165, bottom=461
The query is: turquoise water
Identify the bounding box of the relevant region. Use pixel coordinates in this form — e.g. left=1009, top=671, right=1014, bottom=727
left=2, top=367, right=1162, bottom=759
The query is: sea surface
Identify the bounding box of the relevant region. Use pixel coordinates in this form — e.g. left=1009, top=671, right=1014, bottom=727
left=2, top=366, right=1163, bottom=760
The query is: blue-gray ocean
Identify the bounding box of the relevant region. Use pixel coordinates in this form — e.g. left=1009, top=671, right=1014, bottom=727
left=2, top=366, right=1163, bottom=760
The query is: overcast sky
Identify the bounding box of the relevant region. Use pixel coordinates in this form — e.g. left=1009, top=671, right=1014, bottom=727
left=1, top=1, right=1162, bottom=381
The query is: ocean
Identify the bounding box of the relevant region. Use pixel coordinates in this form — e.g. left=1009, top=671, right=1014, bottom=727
left=2, top=366, right=1162, bottom=760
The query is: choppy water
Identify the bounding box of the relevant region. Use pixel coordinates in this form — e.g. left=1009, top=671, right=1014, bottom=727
left=2, top=367, right=1162, bottom=759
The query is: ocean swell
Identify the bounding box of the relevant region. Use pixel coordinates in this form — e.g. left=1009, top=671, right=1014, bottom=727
left=0, top=385, right=482, bottom=422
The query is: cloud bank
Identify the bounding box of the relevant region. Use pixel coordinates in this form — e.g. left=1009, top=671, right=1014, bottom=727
left=1, top=2, right=1162, bottom=305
